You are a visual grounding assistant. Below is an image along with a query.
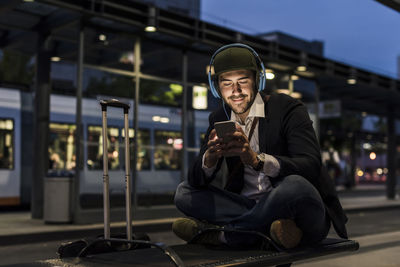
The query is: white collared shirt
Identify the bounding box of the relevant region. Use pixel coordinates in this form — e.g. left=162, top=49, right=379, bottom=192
left=202, top=93, right=280, bottom=201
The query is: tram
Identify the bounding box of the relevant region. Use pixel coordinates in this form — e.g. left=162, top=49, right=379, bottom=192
left=0, top=87, right=210, bottom=207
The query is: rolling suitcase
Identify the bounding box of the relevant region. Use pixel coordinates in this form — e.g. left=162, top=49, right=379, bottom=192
left=58, top=99, right=183, bottom=265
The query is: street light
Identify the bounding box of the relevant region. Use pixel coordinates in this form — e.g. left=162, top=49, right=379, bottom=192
left=347, top=68, right=357, bottom=85
left=145, top=6, right=157, bottom=32
left=265, top=69, right=275, bottom=80
left=99, top=34, right=107, bottom=41
left=51, top=56, right=61, bottom=62
left=297, top=52, right=307, bottom=72
left=369, top=152, right=376, bottom=160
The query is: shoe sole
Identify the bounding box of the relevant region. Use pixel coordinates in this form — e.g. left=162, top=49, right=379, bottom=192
left=270, top=219, right=302, bottom=249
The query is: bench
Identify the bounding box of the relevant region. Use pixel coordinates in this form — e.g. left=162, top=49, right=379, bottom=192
left=36, top=237, right=358, bottom=267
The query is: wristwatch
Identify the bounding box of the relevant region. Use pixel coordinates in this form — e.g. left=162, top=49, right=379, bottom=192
left=253, top=154, right=265, bottom=171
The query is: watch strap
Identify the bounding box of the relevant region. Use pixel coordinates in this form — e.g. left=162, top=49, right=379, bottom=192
left=253, top=154, right=264, bottom=171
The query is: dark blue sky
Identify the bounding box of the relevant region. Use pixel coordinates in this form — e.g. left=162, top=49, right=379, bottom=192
left=201, top=0, right=400, bottom=79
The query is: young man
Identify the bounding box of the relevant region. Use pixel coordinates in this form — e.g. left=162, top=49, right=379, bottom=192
left=173, top=44, right=347, bottom=249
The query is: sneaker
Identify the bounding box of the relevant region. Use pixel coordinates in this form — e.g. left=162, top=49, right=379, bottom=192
left=270, top=219, right=303, bottom=249
left=172, top=217, right=222, bottom=245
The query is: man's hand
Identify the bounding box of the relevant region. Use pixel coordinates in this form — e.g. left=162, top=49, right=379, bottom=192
left=223, top=124, right=258, bottom=167
left=204, top=129, right=224, bottom=168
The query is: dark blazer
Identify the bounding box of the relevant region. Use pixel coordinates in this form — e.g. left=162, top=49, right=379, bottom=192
left=188, top=92, right=348, bottom=239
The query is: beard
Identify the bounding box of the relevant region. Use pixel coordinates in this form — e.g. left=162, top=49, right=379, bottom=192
left=225, top=92, right=255, bottom=115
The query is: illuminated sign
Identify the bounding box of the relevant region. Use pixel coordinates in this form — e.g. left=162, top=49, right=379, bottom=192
left=193, top=85, right=208, bottom=110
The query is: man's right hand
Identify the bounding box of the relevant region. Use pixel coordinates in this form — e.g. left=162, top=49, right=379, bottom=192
left=204, top=129, right=224, bottom=168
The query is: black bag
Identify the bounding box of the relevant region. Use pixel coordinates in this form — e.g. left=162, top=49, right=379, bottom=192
left=58, top=232, right=151, bottom=258
left=317, top=165, right=348, bottom=239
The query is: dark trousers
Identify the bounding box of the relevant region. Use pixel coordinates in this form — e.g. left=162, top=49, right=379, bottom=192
left=174, top=175, right=330, bottom=247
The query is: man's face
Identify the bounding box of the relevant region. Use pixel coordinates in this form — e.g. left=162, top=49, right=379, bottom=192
left=218, top=69, right=256, bottom=115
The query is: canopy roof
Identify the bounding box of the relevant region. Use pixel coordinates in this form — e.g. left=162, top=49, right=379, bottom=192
left=376, top=0, right=400, bottom=12
left=1, top=0, right=399, bottom=117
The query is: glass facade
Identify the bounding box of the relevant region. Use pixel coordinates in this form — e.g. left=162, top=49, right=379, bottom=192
left=141, top=41, right=183, bottom=81
left=140, top=79, right=182, bottom=106
left=84, top=69, right=135, bottom=99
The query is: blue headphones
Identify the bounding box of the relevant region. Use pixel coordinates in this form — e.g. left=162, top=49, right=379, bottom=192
left=207, top=43, right=266, bottom=98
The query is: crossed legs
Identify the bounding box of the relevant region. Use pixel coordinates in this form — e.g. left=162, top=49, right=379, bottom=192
left=174, top=175, right=330, bottom=247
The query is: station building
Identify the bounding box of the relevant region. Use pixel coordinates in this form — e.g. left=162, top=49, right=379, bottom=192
left=0, top=0, right=399, bottom=223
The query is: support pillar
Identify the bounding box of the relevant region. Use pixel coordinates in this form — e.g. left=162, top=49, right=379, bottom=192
left=181, top=51, right=188, bottom=179
left=386, top=108, right=396, bottom=199
left=132, top=38, right=141, bottom=213
left=314, top=81, right=320, bottom=140
left=31, top=33, right=51, bottom=219
left=347, top=134, right=357, bottom=189
left=72, top=24, right=84, bottom=222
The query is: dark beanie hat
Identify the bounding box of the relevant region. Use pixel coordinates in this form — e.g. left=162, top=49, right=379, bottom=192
left=213, top=47, right=258, bottom=76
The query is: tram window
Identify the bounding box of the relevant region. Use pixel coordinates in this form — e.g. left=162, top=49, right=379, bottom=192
left=87, top=126, right=120, bottom=170
left=154, top=130, right=182, bottom=170
left=0, top=119, right=14, bottom=169
left=122, top=129, right=151, bottom=171
left=48, top=123, right=76, bottom=170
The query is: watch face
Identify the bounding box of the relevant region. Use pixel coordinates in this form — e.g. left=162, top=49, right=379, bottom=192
left=257, top=153, right=266, bottom=161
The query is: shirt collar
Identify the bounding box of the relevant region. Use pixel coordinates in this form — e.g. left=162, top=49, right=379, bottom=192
left=231, top=92, right=265, bottom=123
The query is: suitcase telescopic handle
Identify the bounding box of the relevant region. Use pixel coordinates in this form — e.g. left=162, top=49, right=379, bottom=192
left=100, top=99, right=130, bottom=113
left=100, top=98, right=132, bottom=241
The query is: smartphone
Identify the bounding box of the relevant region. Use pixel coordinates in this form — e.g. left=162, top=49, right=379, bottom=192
left=214, top=121, right=236, bottom=141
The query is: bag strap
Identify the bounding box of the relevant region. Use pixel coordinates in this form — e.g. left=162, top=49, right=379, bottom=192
left=247, top=117, right=259, bottom=142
